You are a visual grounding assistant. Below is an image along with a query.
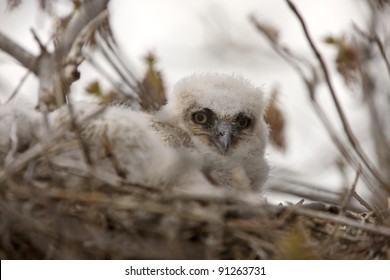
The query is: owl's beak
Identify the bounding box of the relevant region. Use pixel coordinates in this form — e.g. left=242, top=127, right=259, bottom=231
left=213, top=122, right=232, bottom=154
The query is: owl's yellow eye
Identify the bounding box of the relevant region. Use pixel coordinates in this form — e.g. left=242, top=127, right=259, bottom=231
left=236, top=114, right=251, bottom=128
left=193, top=111, right=208, bottom=124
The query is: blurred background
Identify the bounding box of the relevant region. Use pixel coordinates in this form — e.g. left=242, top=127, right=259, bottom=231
left=0, top=0, right=389, bottom=208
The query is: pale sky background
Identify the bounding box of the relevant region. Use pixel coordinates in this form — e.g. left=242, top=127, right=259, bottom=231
left=0, top=0, right=378, bottom=202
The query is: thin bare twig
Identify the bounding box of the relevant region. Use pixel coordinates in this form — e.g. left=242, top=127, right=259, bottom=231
left=61, top=9, right=109, bottom=84
left=50, top=157, right=161, bottom=194
left=50, top=158, right=125, bottom=187
left=353, top=191, right=375, bottom=212
left=340, top=166, right=361, bottom=212
left=0, top=105, right=106, bottom=184
left=65, top=101, right=93, bottom=166
left=323, top=168, right=362, bottom=247
left=374, top=35, right=390, bottom=80
left=0, top=1, right=110, bottom=111
left=285, top=0, right=386, bottom=191
left=353, top=23, right=390, bottom=84
left=292, top=206, right=390, bottom=237
left=83, top=51, right=131, bottom=97
left=8, top=184, right=222, bottom=224
left=352, top=22, right=390, bottom=192
left=5, top=69, right=31, bottom=103
left=311, top=95, right=383, bottom=205
left=95, top=30, right=141, bottom=99
left=251, top=16, right=381, bottom=202
left=0, top=31, right=37, bottom=73
left=102, top=131, right=127, bottom=178
left=269, top=176, right=365, bottom=212
left=55, top=0, right=110, bottom=57
left=30, top=28, right=47, bottom=53
left=250, top=15, right=317, bottom=88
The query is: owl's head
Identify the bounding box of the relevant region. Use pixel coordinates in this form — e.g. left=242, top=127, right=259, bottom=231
left=161, top=73, right=268, bottom=155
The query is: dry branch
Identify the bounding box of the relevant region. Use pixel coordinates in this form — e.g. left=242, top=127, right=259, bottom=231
left=251, top=16, right=384, bottom=206
left=285, top=0, right=387, bottom=193
left=0, top=105, right=106, bottom=184
left=353, top=18, right=390, bottom=187
left=0, top=32, right=37, bottom=73
left=0, top=0, right=110, bottom=111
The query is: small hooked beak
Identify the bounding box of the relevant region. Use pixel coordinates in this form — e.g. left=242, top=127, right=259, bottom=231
left=212, top=122, right=232, bottom=154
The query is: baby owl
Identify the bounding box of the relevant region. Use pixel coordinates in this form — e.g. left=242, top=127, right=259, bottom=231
left=156, top=73, right=269, bottom=189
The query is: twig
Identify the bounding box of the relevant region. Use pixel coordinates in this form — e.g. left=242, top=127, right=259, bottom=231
left=0, top=105, right=106, bottom=184
left=4, top=122, right=19, bottom=166
left=8, top=184, right=222, bottom=224
left=285, top=0, right=386, bottom=191
left=352, top=24, right=390, bottom=186
left=340, top=166, right=361, bottom=212
left=269, top=177, right=364, bottom=212
left=5, top=69, right=31, bottom=103
left=0, top=31, right=37, bottom=74
left=103, top=32, right=142, bottom=88
left=163, top=187, right=266, bottom=209
left=0, top=1, right=110, bottom=111
left=373, top=35, right=390, bottom=80
left=51, top=158, right=160, bottom=193
left=55, top=0, right=110, bottom=57
left=250, top=15, right=317, bottom=88
left=39, top=109, right=63, bottom=184
left=292, top=206, right=390, bottom=237
left=353, top=23, right=390, bottom=82
left=310, top=100, right=381, bottom=203
left=353, top=16, right=390, bottom=81
left=323, top=168, right=362, bottom=247
left=353, top=191, right=375, bottom=212
left=83, top=50, right=132, bottom=97
left=21, top=181, right=390, bottom=238
left=49, top=159, right=123, bottom=187
left=102, top=130, right=127, bottom=178
left=65, top=101, right=93, bottom=165
left=30, top=28, right=47, bottom=53
left=95, top=30, right=141, bottom=97
left=61, top=9, right=109, bottom=86
left=251, top=15, right=381, bottom=200
left=103, top=32, right=152, bottom=103
left=304, top=208, right=390, bottom=237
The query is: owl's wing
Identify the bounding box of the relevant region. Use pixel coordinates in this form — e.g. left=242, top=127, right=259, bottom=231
left=148, top=118, right=194, bottom=149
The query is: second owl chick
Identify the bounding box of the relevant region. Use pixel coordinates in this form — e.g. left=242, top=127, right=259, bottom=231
left=49, top=102, right=210, bottom=189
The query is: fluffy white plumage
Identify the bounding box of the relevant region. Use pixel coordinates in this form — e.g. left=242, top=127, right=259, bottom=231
left=0, top=73, right=269, bottom=190
left=0, top=103, right=41, bottom=162
left=157, top=73, right=269, bottom=189
left=48, top=102, right=208, bottom=188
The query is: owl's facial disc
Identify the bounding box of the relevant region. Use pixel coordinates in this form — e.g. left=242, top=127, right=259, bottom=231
left=191, top=108, right=253, bottom=155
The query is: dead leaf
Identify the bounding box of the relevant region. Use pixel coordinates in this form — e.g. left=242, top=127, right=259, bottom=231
left=140, top=52, right=167, bottom=111
left=264, top=88, right=286, bottom=151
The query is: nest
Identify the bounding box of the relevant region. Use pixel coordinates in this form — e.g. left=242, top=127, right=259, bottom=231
left=1, top=152, right=390, bottom=259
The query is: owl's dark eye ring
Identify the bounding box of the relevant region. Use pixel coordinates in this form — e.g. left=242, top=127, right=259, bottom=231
left=236, top=114, right=251, bottom=129
left=192, top=111, right=209, bottom=124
